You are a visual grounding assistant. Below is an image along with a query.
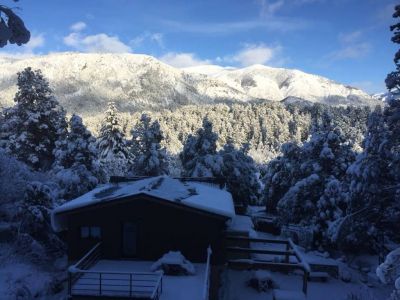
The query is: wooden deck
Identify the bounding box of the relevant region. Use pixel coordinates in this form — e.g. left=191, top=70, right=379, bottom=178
left=68, top=243, right=163, bottom=299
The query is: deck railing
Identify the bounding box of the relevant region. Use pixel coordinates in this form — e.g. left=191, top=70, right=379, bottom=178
left=226, top=236, right=310, bottom=295
left=69, top=269, right=163, bottom=299
left=202, top=246, right=213, bottom=300
left=67, top=242, right=163, bottom=299
left=69, top=242, right=102, bottom=295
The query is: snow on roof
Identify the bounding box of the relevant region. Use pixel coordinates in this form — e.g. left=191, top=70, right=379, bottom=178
left=52, top=176, right=235, bottom=232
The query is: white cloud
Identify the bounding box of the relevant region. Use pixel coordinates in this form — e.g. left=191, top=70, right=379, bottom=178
left=70, top=22, right=87, bottom=32
left=63, top=32, right=131, bottom=53
left=24, top=33, right=45, bottom=51
left=350, top=80, right=385, bottom=94
left=329, top=43, right=371, bottom=60
left=224, top=43, right=284, bottom=67
left=159, top=52, right=211, bottom=68
left=0, top=33, right=45, bottom=58
left=257, top=0, right=323, bottom=16
left=338, top=31, right=362, bottom=44
left=327, top=31, right=371, bottom=61
left=161, top=18, right=309, bottom=34
left=130, top=32, right=164, bottom=49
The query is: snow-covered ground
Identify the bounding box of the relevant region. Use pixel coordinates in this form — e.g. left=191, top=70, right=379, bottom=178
left=224, top=269, right=391, bottom=300
left=225, top=214, right=394, bottom=300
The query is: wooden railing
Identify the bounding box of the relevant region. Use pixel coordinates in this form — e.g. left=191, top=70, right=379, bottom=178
left=68, top=242, right=102, bottom=295
left=69, top=269, right=163, bottom=299
left=202, top=246, right=212, bottom=300
left=67, top=242, right=163, bottom=299
left=226, top=236, right=310, bottom=295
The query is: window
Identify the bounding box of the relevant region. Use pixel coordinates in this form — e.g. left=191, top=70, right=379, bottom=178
left=80, top=226, right=102, bottom=239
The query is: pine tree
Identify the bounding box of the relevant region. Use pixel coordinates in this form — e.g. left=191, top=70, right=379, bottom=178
left=386, top=5, right=400, bottom=98
left=1, top=67, right=67, bottom=170
left=53, top=114, right=104, bottom=200
left=180, top=118, right=222, bottom=177
left=335, top=107, right=391, bottom=251
left=97, top=102, right=131, bottom=176
left=275, top=112, right=355, bottom=243
left=314, top=177, right=346, bottom=247
left=263, top=142, right=302, bottom=213
left=220, top=140, right=261, bottom=207
left=130, top=114, right=169, bottom=176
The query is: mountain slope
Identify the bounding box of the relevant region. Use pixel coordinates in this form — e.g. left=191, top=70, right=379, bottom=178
left=0, top=52, right=378, bottom=116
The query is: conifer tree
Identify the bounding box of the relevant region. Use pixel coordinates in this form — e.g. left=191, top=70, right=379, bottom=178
left=275, top=112, right=355, bottom=244
left=334, top=107, right=392, bottom=251
left=53, top=114, right=103, bottom=200
left=263, top=142, right=302, bottom=213
left=180, top=118, right=222, bottom=177
left=1, top=67, right=67, bottom=170
left=386, top=5, right=400, bottom=98
left=97, top=102, right=131, bottom=176
left=130, top=114, right=168, bottom=176
left=220, top=140, right=261, bottom=207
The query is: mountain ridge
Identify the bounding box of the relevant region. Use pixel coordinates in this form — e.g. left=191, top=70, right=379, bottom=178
left=0, top=52, right=379, bottom=116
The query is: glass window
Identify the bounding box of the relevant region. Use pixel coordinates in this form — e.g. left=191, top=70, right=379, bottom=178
left=91, top=226, right=101, bottom=238
left=80, top=226, right=101, bottom=239
left=80, top=226, right=89, bottom=238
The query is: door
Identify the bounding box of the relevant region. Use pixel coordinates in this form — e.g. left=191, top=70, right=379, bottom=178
left=122, top=222, right=137, bottom=257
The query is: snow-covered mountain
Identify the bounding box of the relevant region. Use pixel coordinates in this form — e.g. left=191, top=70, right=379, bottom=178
left=0, top=52, right=378, bottom=116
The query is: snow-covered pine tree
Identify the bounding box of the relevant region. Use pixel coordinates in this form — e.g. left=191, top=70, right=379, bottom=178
left=0, top=67, right=67, bottom=171
left=20, top=181, right=54, bottom=243
left=314, top=177, right=346, bottom=248
left=276, top=112, right=355, bottom=244
left=53, top=114, right=104, bottom=200
left=180, top=118, right=222, bottom=177
left=263, top=142, right=302, bottom=213
left=130, top=114, right=168, bottom=176
left=97, top=102, right=131, bottom=177
left=385, top=4, right=400, bottom=99
left=335, top=106, right=391, bottom=251
left=220, top=140, right=261, bottom=207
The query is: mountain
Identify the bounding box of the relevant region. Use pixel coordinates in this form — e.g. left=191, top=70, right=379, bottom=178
left=0, top=52, right=378, bottom=116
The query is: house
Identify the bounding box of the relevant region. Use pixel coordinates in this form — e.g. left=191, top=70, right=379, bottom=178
left=51, top=176, right=235, bottom=264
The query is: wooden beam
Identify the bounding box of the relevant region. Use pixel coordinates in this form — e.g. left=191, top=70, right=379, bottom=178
left=226, top=247, right=294, bottom=256
left=226, top=236, right=289, bottom=245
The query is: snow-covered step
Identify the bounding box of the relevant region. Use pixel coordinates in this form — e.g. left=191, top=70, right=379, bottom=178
left=308, top=271, right=329, bottom=282
left=273, top=289, right=306, bottom=300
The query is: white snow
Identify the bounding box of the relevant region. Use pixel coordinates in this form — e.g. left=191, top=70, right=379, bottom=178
left=52, top=176, right=235, bottom=231
left=0, top=53, right=378, bottom=118
left=151, top=251, right=195, bottom=275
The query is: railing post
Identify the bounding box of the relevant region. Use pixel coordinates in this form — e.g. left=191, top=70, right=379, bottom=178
left=285, top=242, right=290, bottom=263
left=68, top=272, right=72, bottom=296
left=302, top=271, right=308, bottom=295
left=129, top=273, right=132, bottom=297
left=99, top=273, right=102, bottom=296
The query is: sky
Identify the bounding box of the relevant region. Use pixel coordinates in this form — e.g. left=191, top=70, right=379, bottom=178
left=0, top=0, right=398, bottom=94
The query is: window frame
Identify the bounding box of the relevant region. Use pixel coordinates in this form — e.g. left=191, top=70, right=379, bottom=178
left=80, top=226, right=102, bottom=240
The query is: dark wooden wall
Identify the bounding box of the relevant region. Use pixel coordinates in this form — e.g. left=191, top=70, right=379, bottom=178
left=63, top=195, right=228, bottom=264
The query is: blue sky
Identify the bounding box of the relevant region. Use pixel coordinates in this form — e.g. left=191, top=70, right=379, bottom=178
left=0, top=0, right=397, bottom=93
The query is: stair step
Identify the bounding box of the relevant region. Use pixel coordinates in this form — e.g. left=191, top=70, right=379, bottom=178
left=309, top=271, right=329, bottom=282
left=273, top=289, right=306, bottom=300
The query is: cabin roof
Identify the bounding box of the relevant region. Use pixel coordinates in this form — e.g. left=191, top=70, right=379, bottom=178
left=51, top=176, right=235, bottom=232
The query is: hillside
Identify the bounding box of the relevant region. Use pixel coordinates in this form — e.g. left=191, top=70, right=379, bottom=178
left=0, top=53, right=378, bottom=116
